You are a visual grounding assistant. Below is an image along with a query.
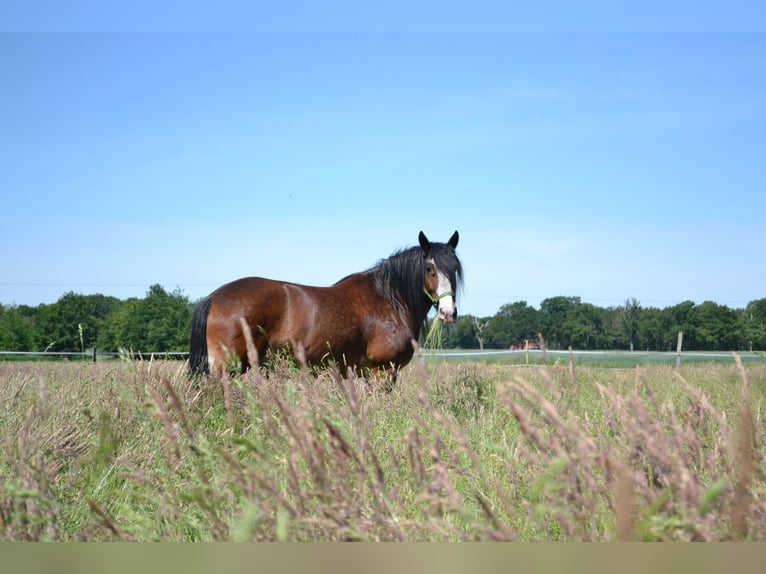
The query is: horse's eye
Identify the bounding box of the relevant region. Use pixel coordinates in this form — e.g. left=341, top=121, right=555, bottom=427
left=426, top=264, right=434, bottom=274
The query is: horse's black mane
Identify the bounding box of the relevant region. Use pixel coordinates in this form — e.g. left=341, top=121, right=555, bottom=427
left=363, top=242, right=464, bottom=337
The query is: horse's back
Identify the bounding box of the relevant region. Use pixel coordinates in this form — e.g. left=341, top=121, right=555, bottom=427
left=204, top=273, right=416, bottom=375
left=204, top=276, right=362, bottom=369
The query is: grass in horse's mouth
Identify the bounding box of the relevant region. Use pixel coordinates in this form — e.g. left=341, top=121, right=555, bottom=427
left=424, top=316, right=444, bottom=349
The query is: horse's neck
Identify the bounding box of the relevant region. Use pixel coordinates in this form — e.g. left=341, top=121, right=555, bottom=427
left=373, top=273, right=430, bottom=337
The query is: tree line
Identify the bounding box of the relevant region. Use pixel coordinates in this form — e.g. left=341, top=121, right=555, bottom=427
left=0, top=285, right=192, bottom=354
left=1, top=288, right=765, bottom=354
left=445, top=296, right=766, bottom=352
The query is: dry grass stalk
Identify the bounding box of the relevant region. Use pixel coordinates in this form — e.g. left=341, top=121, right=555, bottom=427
left=147, top=384, right=180, bottom=462
left=221, top=375, right=235, bottom=433
left=239, top=317, right=261, bottom=374
left=162, top=376, right=195, bottom=442
left=730, top=353, right=756, bottom=538
left=87, top=499, right=130, bottom=541
left=730, top=399, right=755, bottom=538
left=612, top=458, right=635, bottom=541
left=568, top=346, right=576, bottom=391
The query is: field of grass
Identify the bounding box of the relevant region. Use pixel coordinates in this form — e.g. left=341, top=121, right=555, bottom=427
left=1, top=349, right=765, bottom=541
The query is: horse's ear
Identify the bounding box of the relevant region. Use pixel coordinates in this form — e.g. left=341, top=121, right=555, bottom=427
left=418, top=231, right=431, bottom=253
left=448, top=230, right=459, bottom=249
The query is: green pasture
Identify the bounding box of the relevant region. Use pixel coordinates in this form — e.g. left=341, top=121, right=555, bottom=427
left=1, top=353, right=765, bottom=541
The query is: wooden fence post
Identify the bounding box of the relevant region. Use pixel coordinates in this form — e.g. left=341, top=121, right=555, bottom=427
left=676, top=331, right=683, bottom=369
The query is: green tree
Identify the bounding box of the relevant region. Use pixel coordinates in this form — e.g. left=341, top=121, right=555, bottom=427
left=0, top=304, right=38, bottom=351
left=566, top=302, right=605, bottom=350
left=36, top=292, right=121, bottom=352
left=97, top=285, right=193, bottom=352
left=638, top=307, right=668, bottom=351
left=742, top=298, right=766, bottom=351
left=539, top=296, right=582, bottom=349
left=695, top=301, right=740, bottom=351
left=443, top=315, right=484, bottom=349
left=665, top=300, right=698, bottom=352
left=141, top=285, right=194, bottom=352
left=485, top=301, right=539, bottom=349
left=599, top=307, right=623, bottom=350
left=97, top=298, right=142, bottom=352
left=618, top=298, right=642, bottom=352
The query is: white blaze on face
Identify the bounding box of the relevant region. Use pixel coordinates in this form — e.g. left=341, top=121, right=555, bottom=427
left=434, top=265, right=456, bottom=323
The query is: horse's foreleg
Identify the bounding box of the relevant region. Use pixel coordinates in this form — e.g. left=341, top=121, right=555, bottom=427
left=366, top=363, right=398, bottom=393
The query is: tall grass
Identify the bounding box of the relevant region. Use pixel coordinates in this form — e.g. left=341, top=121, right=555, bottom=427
left=1, top=349, right=764, bottom=541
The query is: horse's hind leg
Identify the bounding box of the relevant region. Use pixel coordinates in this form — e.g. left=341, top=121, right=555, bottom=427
left=207, top=349, right=225, bottom=378
left=206, top=341, right=243, bottom=378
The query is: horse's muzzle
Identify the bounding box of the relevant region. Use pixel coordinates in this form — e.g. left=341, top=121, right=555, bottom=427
left=438, top=306, right=457, bottom=324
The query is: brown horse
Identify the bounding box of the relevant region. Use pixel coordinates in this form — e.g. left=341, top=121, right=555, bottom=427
left=189, top=231, right=462, bottom=379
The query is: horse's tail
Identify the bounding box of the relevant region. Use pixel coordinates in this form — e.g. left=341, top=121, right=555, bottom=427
left=189, top=295, right=213, bottom=377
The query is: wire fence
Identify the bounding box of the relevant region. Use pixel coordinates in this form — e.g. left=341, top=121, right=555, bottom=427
left=423, top=348, right=766, bottom=368
left=1, top=348, right=764, bottom=367
left=0, top=350, right=189, bottom=362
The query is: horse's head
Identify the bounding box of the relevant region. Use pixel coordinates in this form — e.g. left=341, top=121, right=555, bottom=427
left=419, top=230, right=462, bottom=324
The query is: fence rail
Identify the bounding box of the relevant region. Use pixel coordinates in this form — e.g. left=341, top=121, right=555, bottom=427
left=0, top=350, right=189, bottom=362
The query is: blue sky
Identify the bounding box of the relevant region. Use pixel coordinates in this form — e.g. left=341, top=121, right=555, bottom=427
left=2, top=27, right=765, bottom=317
